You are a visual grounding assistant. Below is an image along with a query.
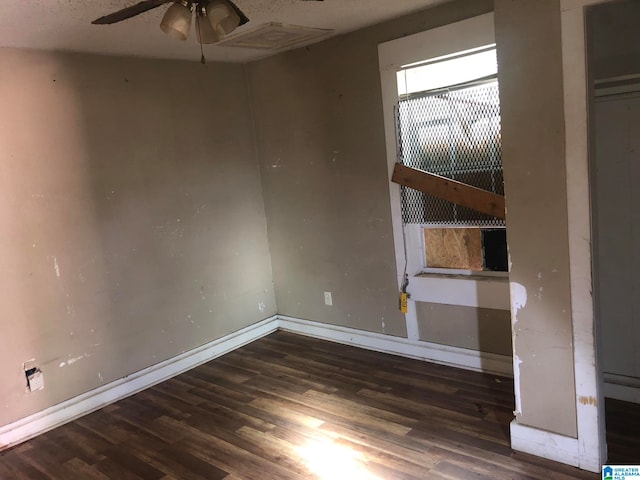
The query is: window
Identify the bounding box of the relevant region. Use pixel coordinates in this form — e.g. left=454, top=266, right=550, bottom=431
left=379, top=13, right=510, bottom=325
left=397, top=47, right=503, bottom=225
left=394, top=45, right=507, bottom=272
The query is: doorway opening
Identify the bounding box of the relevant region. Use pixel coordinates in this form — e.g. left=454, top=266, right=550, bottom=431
left=587, top=0, right=640, bottom=463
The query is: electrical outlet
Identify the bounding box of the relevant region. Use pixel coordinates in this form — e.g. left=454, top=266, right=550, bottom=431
left=27, top=370, right=45, bottom=391
left=24, top=361, right=44, bottom=392
left=324, top=291, right=333, bottom=306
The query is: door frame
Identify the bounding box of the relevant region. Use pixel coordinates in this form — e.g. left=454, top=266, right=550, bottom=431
left=560, top=0, right=614, bottom=469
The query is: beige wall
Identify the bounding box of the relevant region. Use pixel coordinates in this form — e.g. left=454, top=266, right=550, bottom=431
left=248, top=0, right=493, bottom=337
left=0, top=48, right=275, bottom=426
left=416, top=303, right=512, bottom=356
left=495, top=0, right=578, bottom=437
left=0, top=0, right=591, bottom=450
left=250, top=0, right=581, bottom=439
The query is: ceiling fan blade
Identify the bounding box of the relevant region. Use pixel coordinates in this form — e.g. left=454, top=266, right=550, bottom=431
left=225, top=0, right=250, bottom=26
left=91, top=0, right=174, bottom=25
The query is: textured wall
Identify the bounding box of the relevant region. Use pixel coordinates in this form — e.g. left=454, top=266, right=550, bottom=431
left=495, top=0, right=578, bottom=437
left=0, top=48, right=275, bottom=427
left=247, top=0, right=493, bottom=337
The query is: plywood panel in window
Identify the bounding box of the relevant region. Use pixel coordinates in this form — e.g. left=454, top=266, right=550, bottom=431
left=424, top=228, right=483, bottom=270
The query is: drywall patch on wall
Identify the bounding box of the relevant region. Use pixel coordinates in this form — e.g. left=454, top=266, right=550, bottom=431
left=510, top=282, right=527, bottom=418
left=513, top=354, right=523, bottom=416
left=510, top=282, right=528, bottom=319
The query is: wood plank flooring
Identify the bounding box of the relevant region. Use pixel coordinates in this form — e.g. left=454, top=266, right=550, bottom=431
left=0, top=331, right=634, bottom=479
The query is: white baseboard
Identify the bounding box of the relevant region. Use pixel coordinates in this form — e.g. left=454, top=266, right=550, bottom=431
left=604, top=372, right=640, bottom=404
left=0, top=316, right=278, bottom=451
left=276, top=315, right=513, bottom=377
left=510, top=421, right=584, bottom=469
left=0, top=314, right=513, bottom=452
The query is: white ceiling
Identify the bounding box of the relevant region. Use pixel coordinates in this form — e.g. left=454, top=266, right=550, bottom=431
left=0, top=0, right=447, bottom=63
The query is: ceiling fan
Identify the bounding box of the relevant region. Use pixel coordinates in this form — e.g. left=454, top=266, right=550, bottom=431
left=92, top=0, right=324, bottom=45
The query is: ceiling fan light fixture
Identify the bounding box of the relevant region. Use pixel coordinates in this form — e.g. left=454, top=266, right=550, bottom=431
left=196, top=7, right=224, bottom=44
left=160, top=1, right=193, bottom=41
left=206, top=1, right=241, bottom=36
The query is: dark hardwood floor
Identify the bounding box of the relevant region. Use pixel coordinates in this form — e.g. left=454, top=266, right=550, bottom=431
left=0, top=331, right=635, bottom=479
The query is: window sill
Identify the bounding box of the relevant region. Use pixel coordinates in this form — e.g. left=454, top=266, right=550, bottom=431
left=418, top=269, right=509, bottom=278
left=408, top=272, right=510, bottom=310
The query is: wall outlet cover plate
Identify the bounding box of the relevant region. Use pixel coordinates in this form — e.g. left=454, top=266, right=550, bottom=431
left=27, top=370, right=45, bottom=391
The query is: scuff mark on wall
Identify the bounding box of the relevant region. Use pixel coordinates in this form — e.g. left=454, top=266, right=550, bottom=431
left=58, top=353, right=91, bottom=368
left=53, top=257, right=61, bottom=278
left=271, top=158, right=282, bottom=169
left=258, top=302, right=266, bottom=313
left=192, top=204, right=206, bottom=218
left=67, top=353, right=89, bottom=365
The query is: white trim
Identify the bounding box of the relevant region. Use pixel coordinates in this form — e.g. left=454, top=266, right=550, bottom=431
left=378, top=13, right=510, bottom=338
left=378, top=13, right=496, bottom=73
left=594, top=73, right=640, bottom=85
left=0, top=316, right=278, bottom=451
left=404, top=298, right=421, bottom=341
left=603, top=373, right=640, bottom=404
left=604, top=383, right=640, bottom=404
left=560, top=0, right=608, bottom=473
left=409, top=274, right=510, bottom=310
left=510, top=421, right=580, bottom=468
left=276, top=315, right=513, bottom=377
left=595, top=83, right=640, bottom=97
left=378, top=15, right=497, bottom=295
left=0, top=314, right=513, bottom=453
left=400, top=224, right=510, bottom=310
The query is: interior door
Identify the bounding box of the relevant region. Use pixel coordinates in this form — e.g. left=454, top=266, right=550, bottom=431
left=594, top=90, right=640, bottom=399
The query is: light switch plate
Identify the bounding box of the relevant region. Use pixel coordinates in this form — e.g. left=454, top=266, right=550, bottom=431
left=324, top=291, right=333, bottom=306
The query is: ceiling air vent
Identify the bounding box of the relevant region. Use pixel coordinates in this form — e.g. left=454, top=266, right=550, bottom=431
left=218, top=22, right=333, bottom=50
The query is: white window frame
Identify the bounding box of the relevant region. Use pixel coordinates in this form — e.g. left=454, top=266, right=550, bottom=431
left=378, top=13, right=510, bottom=338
